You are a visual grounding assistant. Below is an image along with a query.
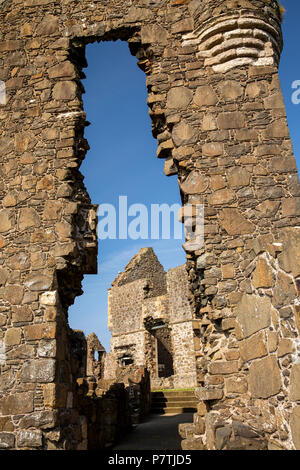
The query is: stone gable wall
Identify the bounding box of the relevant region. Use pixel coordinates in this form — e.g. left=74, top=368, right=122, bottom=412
left=0, top=0, right=299, bottom=450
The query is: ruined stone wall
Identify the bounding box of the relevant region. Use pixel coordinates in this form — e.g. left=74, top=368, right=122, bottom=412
left=167, top=265, right=197, bottom=388
left=0, top=0, right=299, bottom=450
left=107, top=249, right=197, bottom=390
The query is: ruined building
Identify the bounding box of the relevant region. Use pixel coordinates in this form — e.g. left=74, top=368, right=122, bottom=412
left=0, top=0, right=300, bottom=451
left=104, top=247, right=197, bottom=390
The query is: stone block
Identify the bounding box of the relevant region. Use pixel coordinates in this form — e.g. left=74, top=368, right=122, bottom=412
left=141, top=25, right=168, bottom=44
left=202, top=142, right=223, bottom=157
left=236, top=294, right=271, bottom=339
left=181, top=437, right=205, bottom=450
left=291, top=406, right=300, bottom=450
left=193, top=86, right=218, bottom=107
left=239, top=331, right=267, bottom=362
left=18, top=208, right=40, bottom=231
left=19, top=411, right=57, bottom=430
left=17, top=429, right=42, bottom=448
left=4, top=285, right=24, bottom=305
left=172, top=121, right=197, bottom=146
left=0, top=432, right=15, bottom=449
left=0, top=392, right=34, bottom=415
left=4, top=328, right=22, bottom=346
left=53, top=81, right=77, bottom=101
left=24, top=323, right=56, bottom=340
left=36, top=15, right=58, bottom=35
left=290, top=364, right=300, bottom=402
left=219, top=208, right=255, bottom=235
left=20, top=359, right=56, bottom=383
left=0, top=210, right=12, bottom=233
left=217, top=112, right=245, bottom=129
left=227, top=167, right=251, bottom=188
left=209, top=361, right=239, bottom=375
left=180, top=171, right=208, bottom=194
left=249, top=356, right=282, bottom=399
left=225, top=377, right=248, bottom=394
left=277, top=338, right=295, bottom=358
left=167, top=86, right=193, bottom=109
left=195, top=387, right=223, bottom=401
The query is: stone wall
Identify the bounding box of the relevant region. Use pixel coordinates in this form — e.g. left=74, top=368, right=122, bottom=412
left=0, top=0, right=299, bottom=450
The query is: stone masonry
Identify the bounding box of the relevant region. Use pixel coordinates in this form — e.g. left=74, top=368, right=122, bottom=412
left=0, top=0, right=299, bottom=450
left=104, top=247, right=197, bottom=390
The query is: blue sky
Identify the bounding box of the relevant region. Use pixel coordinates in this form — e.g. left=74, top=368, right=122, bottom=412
left=69, top=0, right=300, bottom=350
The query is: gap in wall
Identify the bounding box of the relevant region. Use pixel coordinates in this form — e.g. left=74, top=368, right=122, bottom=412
left=68, top=40, right=186, bottom=351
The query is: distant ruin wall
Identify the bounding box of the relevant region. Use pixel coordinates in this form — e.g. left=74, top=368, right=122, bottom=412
left=0, top=0, right=299, bottom=450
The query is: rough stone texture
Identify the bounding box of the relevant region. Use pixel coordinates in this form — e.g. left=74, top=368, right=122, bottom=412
left=0, top=0, right=299, bottom=451
left=249, top=356, right=282, bottom=399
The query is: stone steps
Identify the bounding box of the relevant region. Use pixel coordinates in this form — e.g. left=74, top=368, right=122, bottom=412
left=151, top=390, right=197, bottom=414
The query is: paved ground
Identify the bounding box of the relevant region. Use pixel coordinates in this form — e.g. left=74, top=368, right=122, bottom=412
left=112, top=413, right=194, bottom=450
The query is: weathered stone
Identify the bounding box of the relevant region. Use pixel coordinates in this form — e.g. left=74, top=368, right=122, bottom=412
left=195, top=388, right=223, bottom=401
left=252, top=258, right=274, bottom=288
left=225, top=377, right=248, bottom=394
left=209, top=361, right=239, bottom=375
left=0, top=268, right=8, bottom=286
left=172, top=122, right=197, bottom=146
left=25, top=274, right=52, bottom=291
left=141, top=25, right=168, bottom=44
left=126, top=6, right=153, bottom=22
left=0, top=370, right=15, bottom=393
left=0, top=417, right=14, bottom=433
left=219, top=209, right=255, bottom=235
left=17, top=429, right=42, bottom=448
left=202, top=142, right=223, bottom=157
left=202, top=113, right=217, bottom=131
left=4, top=328, right=22, bottom=347
left=172, top=18, right=193, bottom=33
left=36, top=15, right=58, bottom=35
left=249, top=356, right=282, bottom=398
left=208, top=189, right=235, bottom=205
left=19, top=411, right=57, bottom=430
left=38, top=340, right=56, bottom=358
left=273, top=272, right=297, bottom=309
left=236, top=294, right=271, bottom=339
left=264, top=120, right=289, bottom=138
left=193, top=86, right=218, bottom=107
left=181, top=437, right=205, bottom=450
left=0, top=210, right=12, bottom=233
left=180, top=171, right=208, bottom=194
left=239, top=331, right=267, bottom=362
left=291, top=406, right=300, bottom=450
left=4, top=285, right=24, bottom=305
left=19, top=208, right=40, bottom=231
left=215, top=426, right=232, bottom=450
left=217, top=112, right=245, bottom=129
left=20, top=359, right=56, bottom=383
left=24, top=323, right=56, bottom=341
left=0, top=432, right=15, bottom=449
left=227, top=167, right=251, bottom=188
left=167, top=87, right=193, bottom=109
left=219, top=80, right=243, bottom=100
left=40, top=291, right=58, bottom=306
left=290, top=364, right=300, bottom=402
left=48, top=61, right=76, bottom=79
left=278, top=228, right=300, bottom=278
left=282, top=198, right=300, bottom=217
left=0, top=392, right=34, bottom=415
left=53, top=81, right=77, bottom=101
left=277, top=338, right=295, bottom=358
